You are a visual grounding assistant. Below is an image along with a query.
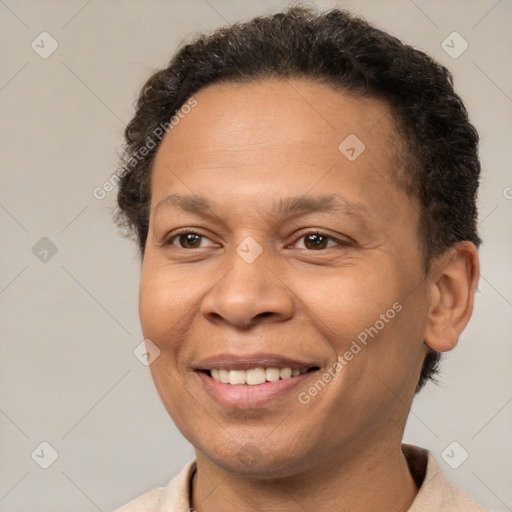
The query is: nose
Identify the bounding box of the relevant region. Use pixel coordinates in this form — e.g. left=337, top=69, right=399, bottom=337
left=200, top=253, right=295, bottom=329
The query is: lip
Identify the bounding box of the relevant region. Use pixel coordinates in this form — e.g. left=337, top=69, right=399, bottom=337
left=193, top=353, right=321, bottom=409
left=196, top=370, right=319, bottom=409
left=192, top=353, right=319, bottom=371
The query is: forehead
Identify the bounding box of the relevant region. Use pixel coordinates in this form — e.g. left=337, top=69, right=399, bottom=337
left=149, top=78, right=412, bottom=228
left=158, top=78, right=398, bottom=164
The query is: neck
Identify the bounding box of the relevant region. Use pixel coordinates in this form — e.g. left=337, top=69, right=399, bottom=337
left=191, top=439, right=419, bottom=512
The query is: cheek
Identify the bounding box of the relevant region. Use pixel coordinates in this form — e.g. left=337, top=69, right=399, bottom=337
left=289, top=263, right=403, bottom=350
left=138, top=276, right=170, bottom=340
left=148, top=359, right=194, bottom=439
left=356, top=287, right=428, bottom=410
left=139, top=273, right=183, bottom=356
left=138, top=261, right=198, bottom=338
left=138, top=261, right=217, bottom=382
left=293, top=262, right=425, bottom=402
left=139, top=267, right=196, bottom=423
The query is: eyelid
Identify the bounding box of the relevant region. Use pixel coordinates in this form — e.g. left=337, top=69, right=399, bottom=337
left=164, top=228, right=218, bottom=248
left=287, top=229, right=353, bottom=249
left=161, top=227, right=352, bottom=250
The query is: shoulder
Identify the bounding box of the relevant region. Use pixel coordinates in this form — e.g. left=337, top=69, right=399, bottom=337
left=402, top=444, right=491, bottom=512
left=444, top=481, right=493, bottom=512
left=113, top=487, right=164, bottom=512
left=112, top=460, right=196, bottom=512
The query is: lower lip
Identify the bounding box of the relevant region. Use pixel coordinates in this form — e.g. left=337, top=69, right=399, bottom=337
left=196, top=371, right=318, bottom=409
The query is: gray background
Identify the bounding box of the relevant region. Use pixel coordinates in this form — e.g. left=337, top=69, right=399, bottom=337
left=0, top=0, right=511, bottom=511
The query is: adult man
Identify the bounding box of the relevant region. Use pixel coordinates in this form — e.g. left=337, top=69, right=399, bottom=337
left=114, top=6, right=486, bottom=511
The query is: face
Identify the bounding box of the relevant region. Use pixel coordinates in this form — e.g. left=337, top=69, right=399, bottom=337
left=139, top=79, right=430, bottom=476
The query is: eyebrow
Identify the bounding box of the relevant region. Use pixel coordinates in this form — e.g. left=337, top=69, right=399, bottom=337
left=153, top=193, right=370, bottom=226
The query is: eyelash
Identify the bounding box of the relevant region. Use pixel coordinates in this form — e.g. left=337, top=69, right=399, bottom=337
left=164, top=228, right=350, bottom=250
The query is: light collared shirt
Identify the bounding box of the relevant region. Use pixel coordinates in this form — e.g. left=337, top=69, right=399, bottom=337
left=114, top=444, right=490, bottom=511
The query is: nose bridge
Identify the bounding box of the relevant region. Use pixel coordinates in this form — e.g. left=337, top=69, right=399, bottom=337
left=200, top=240, right=294, bottom=327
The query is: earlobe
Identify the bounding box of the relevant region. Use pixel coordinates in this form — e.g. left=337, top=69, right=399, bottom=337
left=424, top=242, right=480, bottom=353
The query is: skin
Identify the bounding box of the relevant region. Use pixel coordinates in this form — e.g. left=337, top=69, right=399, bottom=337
left=138, top=78, right=479, bottom=511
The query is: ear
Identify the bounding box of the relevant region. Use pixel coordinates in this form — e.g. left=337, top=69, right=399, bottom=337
left=424, top=241, right=480, bottom=352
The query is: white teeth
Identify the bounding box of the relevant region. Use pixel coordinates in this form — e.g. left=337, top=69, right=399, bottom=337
left=279, top=368, right=292, bottom=379
left=266, top=368, right=280, bottom=382
left=209, top=367, right=310, bottom=385
left=229, top=370, right=246, bottom=385
left=246, top=368, right=266, bottom=385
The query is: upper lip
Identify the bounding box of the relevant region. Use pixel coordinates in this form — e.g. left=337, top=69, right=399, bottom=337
left=192, top=353, right=321, bottom=371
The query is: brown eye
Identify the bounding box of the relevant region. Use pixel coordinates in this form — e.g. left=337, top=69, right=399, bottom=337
left=166, top=231, right=214, bottom=249
left=303, top=233, right=329, bottom=250
left=290, top=232, right=348, bottom=251
left=177, top=233, right=202, bottom=248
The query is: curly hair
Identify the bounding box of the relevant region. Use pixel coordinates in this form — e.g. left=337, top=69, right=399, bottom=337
left=114, top=6, right=480, bottom=392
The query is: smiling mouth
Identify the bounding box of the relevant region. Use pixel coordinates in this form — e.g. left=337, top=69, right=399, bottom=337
left=200, top=366, right=320, bottom=386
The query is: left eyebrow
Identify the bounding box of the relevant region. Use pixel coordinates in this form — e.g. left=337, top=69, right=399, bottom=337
left=272, top=194, right=366, bottom=218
